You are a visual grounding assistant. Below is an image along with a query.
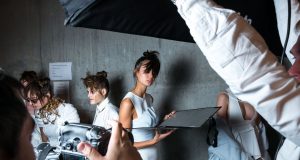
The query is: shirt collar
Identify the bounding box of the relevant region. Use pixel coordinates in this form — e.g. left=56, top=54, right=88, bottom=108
left=96, top=97, right=109, bottom=112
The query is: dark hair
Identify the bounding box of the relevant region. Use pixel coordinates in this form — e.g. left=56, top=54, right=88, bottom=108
left=24, top=77, right=52, bottom=100
left=24, top=77, right=64, bottom=122
left=0, top=71, right=28, bottom=159
left=82, top=71, right=110, bottom=95
left=134, top=50, right=160, bottom=78
left=19, top=71, right=38, bottom=84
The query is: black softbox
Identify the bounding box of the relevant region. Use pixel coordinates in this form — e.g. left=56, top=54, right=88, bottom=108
left=58, top=0, right=282, bottom=56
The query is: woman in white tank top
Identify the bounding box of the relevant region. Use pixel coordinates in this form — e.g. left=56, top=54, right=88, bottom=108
left=119, top=51, right=175, bottom=160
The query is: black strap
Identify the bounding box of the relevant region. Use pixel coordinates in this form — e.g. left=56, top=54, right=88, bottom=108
left=206, top=117, right=218, bottom=147
left=37, top=143, right=55, bottom=160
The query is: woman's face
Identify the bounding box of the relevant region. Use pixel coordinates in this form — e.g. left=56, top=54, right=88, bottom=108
left=136, top=62, right=156, bottom=87
left=20, top=80, right=29, bottom=87
left=289, top=59, right=300, bottom=82
left=289, top=36, right=300, bottom=82
left=87, top=87, right=106, bottom=105
left=26, top=91, right=48, bottom=110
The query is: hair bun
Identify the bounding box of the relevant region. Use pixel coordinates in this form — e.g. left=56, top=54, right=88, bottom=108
left=38, top=78, right=50, bottom=87
left=96, top=71, right=107, bottom=78
left=143, top=50, right=159, bottom=57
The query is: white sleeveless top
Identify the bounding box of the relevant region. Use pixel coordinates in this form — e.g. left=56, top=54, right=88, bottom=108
left=123, top=92, right=158, bottom=160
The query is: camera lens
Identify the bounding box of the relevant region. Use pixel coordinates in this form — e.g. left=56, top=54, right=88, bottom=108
left=73, top=137, right=81, bottom=152
left=65, top=143, right=73, bottom=150
left=90, top=139, right=99, bottom=148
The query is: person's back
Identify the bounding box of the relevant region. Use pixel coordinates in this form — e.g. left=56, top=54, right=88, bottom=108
left=208, top=89, right=270, bottom=160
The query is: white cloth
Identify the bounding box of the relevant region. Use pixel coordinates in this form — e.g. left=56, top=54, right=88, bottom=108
left=36, top=103, right=80, bottom=146
left=31, top=114, right=42, bottom=148
left=93, top=97, right=119, bottom=129
left=226, top=89, right=270, bottom=160
left=174, top=0, right=300, bottom=147
left=209, top=89, right=270, bottom=160
left=277, top=139, right=300, bottom=160
left=208, top=118, right=253, bottom=160
left=123, top=92, right=158, bottom=160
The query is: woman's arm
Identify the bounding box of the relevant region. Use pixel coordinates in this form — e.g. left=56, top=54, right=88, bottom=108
left=216, top=92, right=229, bottom=119
left=174, top=0, right=300, bottom=145
left=59, top=103, right=80, bottom=124
left=119, top=98, right=168, bottom=149
left=119, top=98, right=134, bottom=130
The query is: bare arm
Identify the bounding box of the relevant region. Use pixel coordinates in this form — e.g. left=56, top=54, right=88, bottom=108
left=119, top=98, right=134, bottom=130
left=216, top=92, right=229, bottom=120
left=119, top=98, right=173, bottom=149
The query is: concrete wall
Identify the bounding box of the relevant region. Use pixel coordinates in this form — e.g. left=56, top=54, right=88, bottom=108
left=0, top=0, right=229, bottom=159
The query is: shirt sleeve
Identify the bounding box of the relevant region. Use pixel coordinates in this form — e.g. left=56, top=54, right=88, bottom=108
left=56, top=103, right=80, bottom=125
left=174, top=0, right=300, bottom=145
left=104, top=106, right=119, bottom=129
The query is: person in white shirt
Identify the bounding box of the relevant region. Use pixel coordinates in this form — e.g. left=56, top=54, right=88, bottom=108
left=171, top=0, right=300, bottom=159
left=24, top=77, right=80, bottom=146
left=82, top=71, right=119, bottom=129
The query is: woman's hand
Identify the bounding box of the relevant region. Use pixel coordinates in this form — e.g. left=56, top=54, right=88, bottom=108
left=77, top=120, right=142, bottom=160
left=164, top=111, right=176, bottom=120
left=152, top=129, right=175, bottom=145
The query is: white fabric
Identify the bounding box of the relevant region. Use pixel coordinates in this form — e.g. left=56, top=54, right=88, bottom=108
left=277, top=139, right=300, bottom=160
left=93, top=97, right=119, bottom=129
left=36, top=103, right=80, bottom=146
left=209, top=90, right=270, bottom=160
left=174, top=0, right=300, bottom=147
left=227, top=91, right=261, bottom=159
left=208, top=118, right=253, bottom=160
left=123, top=92, right=158, bottom=160
left=31, top=114, right=42, bottom=148
left=226, top=89, right=270, bottom=160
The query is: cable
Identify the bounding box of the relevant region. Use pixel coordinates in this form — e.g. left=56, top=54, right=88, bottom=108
left=280, top=0, right=292, bottom=64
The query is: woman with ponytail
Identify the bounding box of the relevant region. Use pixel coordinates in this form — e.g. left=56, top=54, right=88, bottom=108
left=119, top=51, right=175, bottom=160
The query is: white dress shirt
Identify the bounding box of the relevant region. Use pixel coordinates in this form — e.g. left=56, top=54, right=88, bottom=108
left=93, top=97, right=119, bottom=129
left=174, top=0, right=300, bottom=146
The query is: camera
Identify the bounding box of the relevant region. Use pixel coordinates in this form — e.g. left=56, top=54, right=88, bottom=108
left=37, top=123, right=111, bottom=160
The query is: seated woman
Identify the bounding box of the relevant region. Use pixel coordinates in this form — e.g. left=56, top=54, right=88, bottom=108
left=81, top=71, right=119, bottom=129
left=24, top=77, right=80, bottom=146
left=208, top=88, right=270, bottom=160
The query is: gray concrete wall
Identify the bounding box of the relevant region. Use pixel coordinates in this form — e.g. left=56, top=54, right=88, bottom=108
left=0, top=0, right=228, bottom=159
